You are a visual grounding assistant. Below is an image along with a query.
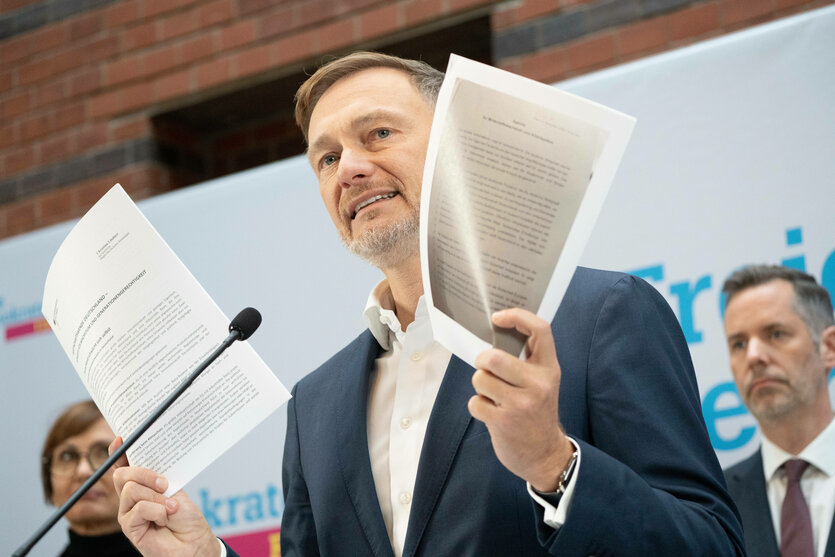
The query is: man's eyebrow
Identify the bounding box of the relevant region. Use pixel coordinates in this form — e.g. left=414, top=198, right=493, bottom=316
left=308, top=109, right=408, bottom=157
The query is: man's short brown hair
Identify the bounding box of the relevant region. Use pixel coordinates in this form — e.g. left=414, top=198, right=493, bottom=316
left=294, top=51, right=444, bottom=142
left=722, top=264, right=835, bottom=343
left=40, top=400, right=103, bottom=504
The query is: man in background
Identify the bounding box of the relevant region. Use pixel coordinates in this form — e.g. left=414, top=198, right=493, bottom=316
left=723, top=265, right=835, bottom=557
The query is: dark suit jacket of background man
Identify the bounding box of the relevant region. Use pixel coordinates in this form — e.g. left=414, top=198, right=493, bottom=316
left=269, top=267, right=745, bottom=556
left=726, top=448, right=835, bottom=557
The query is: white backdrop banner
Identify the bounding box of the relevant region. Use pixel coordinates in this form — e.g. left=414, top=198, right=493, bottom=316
left=1, top=6, right=833, bottom=555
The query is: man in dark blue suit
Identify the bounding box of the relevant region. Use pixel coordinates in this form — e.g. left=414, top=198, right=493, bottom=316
left=111, top=52, right=744, bottom=557
left=722, top=266, right=835, bottom=557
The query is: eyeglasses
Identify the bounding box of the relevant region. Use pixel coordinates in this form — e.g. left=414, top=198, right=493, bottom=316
left=46, top=442, right=110, bottom=476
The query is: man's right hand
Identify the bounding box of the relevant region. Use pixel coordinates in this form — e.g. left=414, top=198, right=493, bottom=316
left=110, top=437, right=220, bottom=557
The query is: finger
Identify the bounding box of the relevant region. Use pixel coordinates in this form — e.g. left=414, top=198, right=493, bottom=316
left=119, top=478, right=177, bottom=519
left=108, top=437, right=130, bottom=471
left=474, top=348, right=527, bottom=387
left=114, top=465, right=168, bottom=495
left=492, top=309, right=557, bottom=364
left=120, top=499, right=172, bottom=533
left=468, top=394, right=500, bottom=424
left=472, top=368, right=515, bottom=405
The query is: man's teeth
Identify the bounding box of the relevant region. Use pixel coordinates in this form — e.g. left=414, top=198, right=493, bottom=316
left=354, top=193, right=396, bottom=216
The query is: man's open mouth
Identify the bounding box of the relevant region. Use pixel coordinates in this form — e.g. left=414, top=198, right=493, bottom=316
left=352, top=192, right=398, bottom=219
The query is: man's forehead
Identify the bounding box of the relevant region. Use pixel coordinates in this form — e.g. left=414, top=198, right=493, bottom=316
left=725, top=280, right=801, bottom=328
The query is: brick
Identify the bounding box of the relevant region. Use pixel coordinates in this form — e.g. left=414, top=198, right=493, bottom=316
left=0, top=70, right=12, bottom=93
left=54, top=103, right=86, bottom=131
left=5, top=146, right=36, bottom=174
left=567, top=32, right=616, bottom=73
left=40, top=135, right=72, bottom=163
left=0, top=122, right=18, bottom=149
left=236, top=43, right=272, bottom=77
left=642, top=0, right=691, bottom=17
left=518, top=45, right=567, bottom=83
left=449, top=0, right=493, bottom=10
left=27, top=22, right=69, bottom=55
left=1, top=0, right=37, bottom=14
left=159, top=9, right=197, bottom=40
left=18, top=57, right=55, bottom=86
left=85, top=35, right=121, bottom=63
left=122, top=21, right=158, bottom=50
left=1, top=92, right=29, bottom=118
left=145, top=0, right=179, bottom=19
left=0, top=176, right=17, bottom=204
left=586, top=0, right=641, bottom=33
left=152, top=68, right=191, bottom=101
left=776, top=0, right=816, bottom=9
left=107, top=55, right=144, bottom=86
left=38, top=187, right=75, bottom=226
left=74, top=178, right=113, bottom=210
left=359, top=2, right=400, bottom=40
left=618, top=16, right=668, bottom=57
left=106, top=1, right=140, bottom=27
left=260, top=6, right=296, bottom=38
left=1, top=34, right=30, bottom=65
left=31, top=81, right=65, bottom=108
left=198, top=0, right=235, bottom=27
left=493, top=23, right=539, bottom=59
left=195, top=55, right=233, bottom=88
left=13, top=3, right=48, bottom=35
left=69, top=68, right=102, bottom=96
left=89, top=89, right=122, bottom=118
left=316, top=18, right=356, bottom=53
left=273, top=29, right=315, bottom=65
left=73, top=123, right=108, bottom=152
left=52, top=49, right=84, bottom=75
left=239, top=0, right=273, bottom=16
left=112, top=116, right=151, bottom=141
left=540, top=10, right=586, bottom=47
left=180, top=34, right=214, bottom=63
left=121, top=81, right=153, bottom=111
left=52, top=0, right=86, bottom=21
left=218, top=19, right=257, bottom=50
left=144, top=46, right=181, bottom=76
left=22, top=168, right=55, bottom=195
left=93, top=145, right=128, bottom=174
left=669, top=2, right=720, bottom=41
left=21, top=113, right=50, bottom=141
left=404, top=0, right=444, bottom=25
left=296, top=0, right=344, bottom=28
left=6, top=200, right=37, bottom=237
left=70, top=13, right=104, bottom=41
left=721, top=0, right=773, bottom=26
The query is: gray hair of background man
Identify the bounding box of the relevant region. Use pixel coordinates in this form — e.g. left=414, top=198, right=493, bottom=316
left=722, top=264, right=835, bottom=344
left=294, top=51, right=445, bottom=142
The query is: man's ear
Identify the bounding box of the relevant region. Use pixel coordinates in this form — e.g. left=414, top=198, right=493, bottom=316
left=820, top=325, right=835, bottom=370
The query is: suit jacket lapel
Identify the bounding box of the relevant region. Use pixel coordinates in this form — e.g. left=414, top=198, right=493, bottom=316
left=336, top=330, right=394, bottom=557
left=728, top=449, right=779, bottom=557
left=402, top=355, right=475, bottom=557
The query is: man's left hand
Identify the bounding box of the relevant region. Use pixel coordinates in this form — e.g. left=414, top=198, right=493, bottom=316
left=468, top=308, right=575, bottom=492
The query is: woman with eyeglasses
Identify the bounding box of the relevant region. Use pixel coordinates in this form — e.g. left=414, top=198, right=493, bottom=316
left=41, top=400, right=140, bottom=556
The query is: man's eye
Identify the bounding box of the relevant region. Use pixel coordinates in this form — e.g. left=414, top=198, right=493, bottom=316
left=729, top=340, right=746, bottom=352
left=771, top=330, right=784, bottom=339
left=375, top=129, right=390, bottom=139
left=321, top=154, right=338, bottom=167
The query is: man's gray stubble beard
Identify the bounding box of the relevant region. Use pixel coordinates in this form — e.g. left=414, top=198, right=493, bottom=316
left=345, top=211, right=420, bottom=269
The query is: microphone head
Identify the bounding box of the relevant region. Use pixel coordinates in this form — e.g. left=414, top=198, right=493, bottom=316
left=229, top=307, right=262, bottom=340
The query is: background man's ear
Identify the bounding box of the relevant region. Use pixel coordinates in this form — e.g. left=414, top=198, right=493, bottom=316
left=819, top=325, right=835, bottom=370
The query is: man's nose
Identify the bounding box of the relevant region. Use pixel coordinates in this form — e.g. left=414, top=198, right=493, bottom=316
left=745, top=337, right=768, bottom=367
left=337, top=148, right=375, bottom=188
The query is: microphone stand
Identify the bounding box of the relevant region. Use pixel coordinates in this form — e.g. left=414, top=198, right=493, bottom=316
left=13, top=315, right=254, bottom=557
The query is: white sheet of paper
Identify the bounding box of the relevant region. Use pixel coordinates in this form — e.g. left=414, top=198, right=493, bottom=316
left=42, top=184, right=290, bottom=495
left=420, top=55, right=635, bottom=366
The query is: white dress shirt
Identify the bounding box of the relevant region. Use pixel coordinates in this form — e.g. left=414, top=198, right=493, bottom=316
left=363, top=280, right=578, bottom=556
left=761, top=417, right=835, bottom=557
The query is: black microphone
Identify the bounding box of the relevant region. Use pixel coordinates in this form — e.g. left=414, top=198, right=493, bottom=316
left=13, top=308, right=262, bottom=557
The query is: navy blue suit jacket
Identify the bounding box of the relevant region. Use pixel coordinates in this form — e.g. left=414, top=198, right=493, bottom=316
left=275, top=268, right=744, bottom=556
left=725, top=449, right=835, bottom=557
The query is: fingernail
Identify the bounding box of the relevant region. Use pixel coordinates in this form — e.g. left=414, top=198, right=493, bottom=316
left=493, top=310, right=506, bottom=319
left=165, top=498, right=177, bottom=511
left=155, top=477, right=167, bottom=491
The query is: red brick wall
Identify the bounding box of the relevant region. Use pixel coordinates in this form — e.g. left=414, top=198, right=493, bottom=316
left=0, top=0, right=831, bottom=240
